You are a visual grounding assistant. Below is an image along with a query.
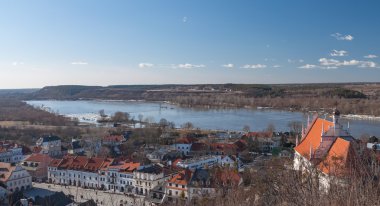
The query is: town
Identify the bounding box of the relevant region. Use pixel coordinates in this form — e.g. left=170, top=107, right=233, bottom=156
left=0, top=108, right=378, bottom=206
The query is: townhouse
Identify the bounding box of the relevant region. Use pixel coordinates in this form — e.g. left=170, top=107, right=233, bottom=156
left=21, top=153, right=52, bottom=182
left=166, top=170, right=192, bottom=200
left=105, top=161, right=140, bottom=193
left=48, top=155, right=113, bottom=189
left=0, top=162, right=32, bottom=192
left=0, top=141, right=24, bottom=163
left=134, top=164, right=177, bottom=196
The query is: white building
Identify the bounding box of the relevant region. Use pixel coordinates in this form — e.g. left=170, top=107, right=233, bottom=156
left=47, top=156, right=140, bottom=194
left=0, top=141, right=24, bottom=163
left=48, top=155, right=113, bottom=189
left=36, top=135, right=62, bottom=157
left=0, top=162, right=32, bottom=192
left=133, top=164, right=172, bottom=196
left=172, top=137, right=197, bottom=156
left=220, top=155, right=241, bottom=168
left=104, top=161, right=140, bottom=193
left=176, top=155, right=221, bottom=170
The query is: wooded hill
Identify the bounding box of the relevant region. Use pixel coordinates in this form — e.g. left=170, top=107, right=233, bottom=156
left=9, top=83, right=380, bottom=115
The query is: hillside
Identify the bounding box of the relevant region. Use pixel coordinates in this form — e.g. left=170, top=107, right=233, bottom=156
left=24, top=83, right=380, bottom=115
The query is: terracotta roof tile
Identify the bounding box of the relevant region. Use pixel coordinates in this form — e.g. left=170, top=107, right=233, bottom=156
left=318, top=137, right=353, bottom=175
left=294, top=118, right=334, bottom=159
left=24, top=153, right=52, bottom=163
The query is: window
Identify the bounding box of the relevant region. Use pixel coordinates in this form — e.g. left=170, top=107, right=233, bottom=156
left=169, top=183, right=172, bottom=186
left=182, top=185, right=185, bottom=188
left=176, top=184, right=178, bottom=187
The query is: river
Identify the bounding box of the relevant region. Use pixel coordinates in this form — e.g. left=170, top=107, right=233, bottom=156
left=26, top=100, right=380, bottom=137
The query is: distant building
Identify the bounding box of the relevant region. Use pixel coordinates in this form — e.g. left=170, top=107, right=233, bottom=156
left=21, top=153, right=52, bottom=182
left=176, top=155, right=221, bottom=170
left=0, top=141, right=24, bottom=163
left=0, top=162, right=32, bottom=192
left=102, top=135, right=125, bottom=146
left=172, top=137, right=197, bottom=156
left=68, top=139, right=84, bottom=155
left=36, top=135, right=62, bottom=157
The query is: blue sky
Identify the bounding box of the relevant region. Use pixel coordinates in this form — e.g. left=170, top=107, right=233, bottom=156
left=1, top=0, right=380, bottom=88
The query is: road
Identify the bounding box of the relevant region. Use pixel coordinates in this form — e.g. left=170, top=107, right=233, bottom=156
left=30, top=183, right=145, bottom=206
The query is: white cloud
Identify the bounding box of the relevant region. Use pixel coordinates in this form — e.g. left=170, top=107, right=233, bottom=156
left=330, top=50, right=348, bottom=57
left=364, top=54, right=378, bottom=59
left=222, top=63, right=234, bottom=68
left=138, top=63, right=154, bottom=68
left=298, top=64, right=318, bottom=69
left=177, top=63, right=205, bottom=69
left=359, top=61, right=377, bottom=68
left=241, top=64, right=267, bottom=69
left=272, top=65, right=281, bottom=68
left=71, top=61, right=88, bottom=65
left=319, top=58, right=376, bottom=68
left=182, top=16, right=188, bottom=23
left=12, top=62, right=24, bottom=66
left=331, top=33, right=354, bottom=41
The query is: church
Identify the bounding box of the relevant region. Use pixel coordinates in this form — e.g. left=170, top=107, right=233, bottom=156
left=293, top=110, right=359, bottom=190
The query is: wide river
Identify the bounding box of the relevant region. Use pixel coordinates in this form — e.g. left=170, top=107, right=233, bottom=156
left=26, top=100, right=380, bottom=137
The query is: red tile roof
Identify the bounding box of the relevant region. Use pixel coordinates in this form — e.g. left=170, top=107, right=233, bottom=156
left=108, top=162, right=141, bottom=173
left=294, top=118, right=334, bottom=159
left=49, top=155, right=115, bottom=171
left=318, top=138, right=354, bottom=175
left=24, top=153, right=52, bottom=163
left=49, top=158, right=62, bottom=168
left=167, top=169, right=192, bottom=186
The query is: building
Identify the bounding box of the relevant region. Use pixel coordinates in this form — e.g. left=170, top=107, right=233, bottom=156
left=293, top=110, right=358, bottom=190
left=102, top=135, right=125, bottom=146
left=145, top=182, right=166, bottom=205
left=188, top=168, right=242, bottom=200
left=36, top=135, right=62, bottom=157
left=166, top=170, right=192, bottom=201
left=0, top=186, right=9, bottom=203
left=134, top=164, right=173, bottom=196
left=68, top=139, right=84, bottom=155
left=220, top=155, right=241, bottom=168
left=21, top=153, right=52, bottom=182
left=105, top=161, right=140, bottom=193
left=0, top=162, right=32, bottom=192
left=187, top=169, right=215, bottom=199
left=47, top=155, right=113, bottom=190
left=0, top=141, right=24, bottom=163
left=172, top=137, right=197, bottom=156
left=176, top=155, right=221, bottom=170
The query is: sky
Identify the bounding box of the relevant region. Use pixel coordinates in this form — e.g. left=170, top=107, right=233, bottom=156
left=1, top=0, right=380, bottom=89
